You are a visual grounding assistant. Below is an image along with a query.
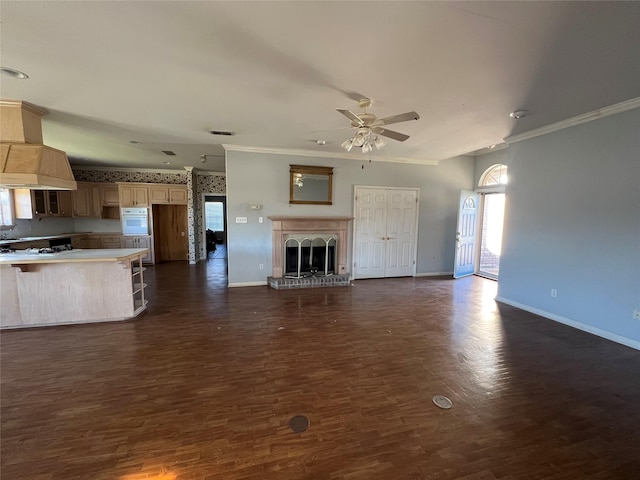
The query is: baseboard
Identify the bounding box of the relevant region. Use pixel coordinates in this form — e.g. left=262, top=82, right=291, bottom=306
left=495, top=296, right=640, bottom=351
left=415, top=271, right=454, bottom=277
left=228, top=281, right=268, bottom=288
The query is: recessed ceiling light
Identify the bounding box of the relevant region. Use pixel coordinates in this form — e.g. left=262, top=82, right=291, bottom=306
left=129, top=140, right=142, bottom=144
left=1, top=67, right=29, bottom=79
left=316, top=140, right=327, bottom=145
left=510, top=110, right=528, bottom=119
left=488, top=144, right=496, bottom=149
left=163, top=161, right=172, bottom=165
left=209, top=130, right=235, bottom=136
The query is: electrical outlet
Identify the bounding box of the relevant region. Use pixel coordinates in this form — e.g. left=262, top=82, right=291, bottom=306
left=633, top=310, right=640, bottom=320
left=259, top=264, right=264, bottom=270
left=550, top=289, right=558, bottom=298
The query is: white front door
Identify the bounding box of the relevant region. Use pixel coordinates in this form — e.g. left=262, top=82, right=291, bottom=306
left=354, top=187, right=418, bottom=279
left=453, top=190, right=479, bottom=278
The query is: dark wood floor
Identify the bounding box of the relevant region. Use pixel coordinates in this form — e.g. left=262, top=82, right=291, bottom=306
left=2, top=261, right=639, bottom=480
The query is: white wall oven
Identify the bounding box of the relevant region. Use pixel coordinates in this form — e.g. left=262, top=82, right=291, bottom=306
left=121, top=207, right=149, bottom=235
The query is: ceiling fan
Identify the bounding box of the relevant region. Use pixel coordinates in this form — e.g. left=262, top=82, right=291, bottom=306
left=337, top=98, right=420, bottom=153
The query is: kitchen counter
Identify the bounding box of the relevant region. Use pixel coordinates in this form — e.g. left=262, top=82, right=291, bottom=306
left=0, top=248, right=146, bottom=265
left=0, top=232, right=87, bottom=245
left=0, top=232, right=122, bottom=246
left=1, top=248, right=149, bottom=328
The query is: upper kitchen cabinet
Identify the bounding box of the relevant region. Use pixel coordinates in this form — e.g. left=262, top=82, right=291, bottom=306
left=57, top=190, right=73, bottom=217
left=14, top=189, right=72, bottom=218
left=118, top=183, right=149, bottom=207
left=100, top=184, right=119, bottom=207
left=72, top=182, right=101, bottom=218
left=149, top=184, right=188, bottom=205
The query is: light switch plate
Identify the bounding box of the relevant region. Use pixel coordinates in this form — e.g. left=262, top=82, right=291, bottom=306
left=235, top=217, right=248, bottom=223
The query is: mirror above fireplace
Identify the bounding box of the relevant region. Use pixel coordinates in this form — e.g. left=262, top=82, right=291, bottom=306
left=289, top=165, right=333, bottom=205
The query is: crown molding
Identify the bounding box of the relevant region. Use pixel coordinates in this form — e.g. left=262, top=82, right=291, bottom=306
left=471, top=142, right=509, bottom=157
left=504, top=97, right=640, bottom=144
left=71, top=165, right=186, bottom=175
left=222, top=144, right=440, bottom=166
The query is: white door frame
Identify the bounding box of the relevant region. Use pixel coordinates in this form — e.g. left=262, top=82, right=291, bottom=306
left=352, top=185, right=420, bottom=279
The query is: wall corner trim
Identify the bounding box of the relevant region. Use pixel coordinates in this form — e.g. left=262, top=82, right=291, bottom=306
left=495, top=296, right=640, bottom=351
left=504, top=97, right=640, bottom=145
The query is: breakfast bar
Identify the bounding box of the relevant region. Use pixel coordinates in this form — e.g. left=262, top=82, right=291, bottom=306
left=0, top=248, right=149, bottom=328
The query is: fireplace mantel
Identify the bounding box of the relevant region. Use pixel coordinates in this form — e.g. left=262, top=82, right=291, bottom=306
left=268, top=216, right=352, bottom=278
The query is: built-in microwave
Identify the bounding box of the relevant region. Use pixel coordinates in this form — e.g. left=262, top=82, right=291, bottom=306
left=121, top=207, right=149, bottom=235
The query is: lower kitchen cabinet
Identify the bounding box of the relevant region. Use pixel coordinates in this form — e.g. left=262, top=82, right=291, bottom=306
left=122, top=235, right=153, bottom=264
left=100, top=235, right=121, bottom=249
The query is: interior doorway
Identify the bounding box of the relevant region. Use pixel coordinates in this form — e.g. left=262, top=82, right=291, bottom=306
left=204, top=195, right=227, bottom=260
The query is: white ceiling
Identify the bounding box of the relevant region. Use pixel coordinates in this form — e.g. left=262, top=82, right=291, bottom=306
left=1, top=1, right=639, bottom=172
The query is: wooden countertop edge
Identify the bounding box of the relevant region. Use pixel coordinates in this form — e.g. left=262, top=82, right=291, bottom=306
left=0, top=248, right=149, bottom=265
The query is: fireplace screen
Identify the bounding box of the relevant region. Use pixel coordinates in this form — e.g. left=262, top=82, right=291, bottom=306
left=284, top=235, right=337, bottom=278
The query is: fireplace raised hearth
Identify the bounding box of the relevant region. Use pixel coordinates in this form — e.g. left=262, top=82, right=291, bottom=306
left=268, top=216, right=352, bottom=289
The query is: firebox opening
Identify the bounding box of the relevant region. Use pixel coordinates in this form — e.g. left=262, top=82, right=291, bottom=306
left=284, top=236, right=336, bottom=278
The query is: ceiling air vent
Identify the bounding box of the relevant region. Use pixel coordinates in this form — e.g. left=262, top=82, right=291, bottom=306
left=162, top=150, right=176, bottom=156
left=209, top=130, right=235, bottom=136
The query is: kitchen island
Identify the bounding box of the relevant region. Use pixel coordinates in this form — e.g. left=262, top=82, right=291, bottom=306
left=0, top=248, right=149, bottom=328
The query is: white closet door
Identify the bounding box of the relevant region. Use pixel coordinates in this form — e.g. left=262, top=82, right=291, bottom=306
left=385, top=189, right=418, bottom=277
left=354, top=188, right=388, bottom=278
left=353, top=187, right=418, bottom=279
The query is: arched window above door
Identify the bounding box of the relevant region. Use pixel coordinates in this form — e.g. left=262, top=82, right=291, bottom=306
left=479, top=164, right=508, bottom=187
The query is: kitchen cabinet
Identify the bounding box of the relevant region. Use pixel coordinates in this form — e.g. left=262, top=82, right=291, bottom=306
left=73, top=182, right=120, bottom=218
left=57, top=191, right=73, bottom=217
left=119, top=184, right=148, bottom=207
left=14, top=189, right=73, bottom=218
left=100, top=185, right=120, bottom=207
left=100, top=235, right=121, bottom=249
left=73, top=235, right=101, bottom=249
left=72, top=182, right=100, bottom=218
left=122, top=235, right=153, bottom=264
left=149, top=185, right=188, bottom=205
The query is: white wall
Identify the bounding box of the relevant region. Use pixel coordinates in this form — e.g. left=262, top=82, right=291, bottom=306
left=497, top=108, right=640, bottom=347
left=225, top=151, right=475, bottom=285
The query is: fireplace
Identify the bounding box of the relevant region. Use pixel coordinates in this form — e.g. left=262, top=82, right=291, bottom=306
left=284, top=235, right=337, bottom=277
left=268, top=216, right=352, bottom=289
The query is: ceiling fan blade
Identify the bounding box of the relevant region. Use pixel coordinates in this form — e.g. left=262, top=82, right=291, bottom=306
left=378, top=111, right=420, bottom=126
left=336, top=108, right=364, bottom=126
left=372, top=127, right=410, bottom=142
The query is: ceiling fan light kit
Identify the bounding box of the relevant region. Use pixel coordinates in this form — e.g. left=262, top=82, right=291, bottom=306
left=337, top=98, right=419, bottom=154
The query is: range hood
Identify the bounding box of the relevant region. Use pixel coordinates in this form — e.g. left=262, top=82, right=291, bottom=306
left=0, top=100, right=77, bottom=190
